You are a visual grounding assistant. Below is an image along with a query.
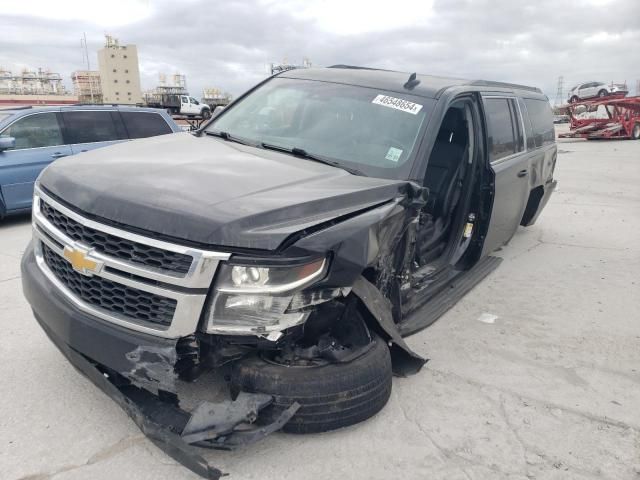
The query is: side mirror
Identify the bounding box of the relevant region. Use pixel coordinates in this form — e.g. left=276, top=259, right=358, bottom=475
left=0, top=136, right=15, bottom=152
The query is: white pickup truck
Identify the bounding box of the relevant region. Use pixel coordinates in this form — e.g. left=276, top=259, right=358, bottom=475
left=146, top=93, right=212, bottom=118
left=177, top=95, right=212, bottom=118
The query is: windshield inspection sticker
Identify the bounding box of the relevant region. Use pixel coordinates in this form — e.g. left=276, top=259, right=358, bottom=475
left=385, top=147, right=403, bottom=162
left=372, top=95, right=423, bottom=115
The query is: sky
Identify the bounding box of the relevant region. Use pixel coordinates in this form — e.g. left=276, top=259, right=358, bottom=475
left=1, top=0, right=639, bottom=102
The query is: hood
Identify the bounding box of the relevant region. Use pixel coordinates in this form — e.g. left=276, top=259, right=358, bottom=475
left=39, top=132, right=409, bottom=251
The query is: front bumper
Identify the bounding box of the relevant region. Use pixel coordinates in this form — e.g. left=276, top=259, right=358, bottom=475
left=22, top=241, right=181, bottom=391
left=21, top=242, right=299, bottom=479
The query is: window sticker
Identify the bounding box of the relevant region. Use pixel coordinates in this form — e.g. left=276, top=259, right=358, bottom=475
left=385, top=147, right=403, bottom=162
left=372, top=95, right=423, bottom=115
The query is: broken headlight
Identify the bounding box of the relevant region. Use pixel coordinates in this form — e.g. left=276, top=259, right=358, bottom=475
left=204, top=258, right=328, bottom=335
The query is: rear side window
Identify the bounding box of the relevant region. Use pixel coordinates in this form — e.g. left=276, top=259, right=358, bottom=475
left=517, top=98, right=535, bottom=150
left=523, top=99, right=554, bottom=147
left=0, top=113, right=64, bottom=149
left=483, top=98, right=520, bottom=162
left=121, top=112, right=173, bottom=139
left=62, top=111, right=123, bottom=144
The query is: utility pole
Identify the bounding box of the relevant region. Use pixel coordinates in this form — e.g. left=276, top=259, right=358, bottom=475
left=554, top=75, right=564, bottom=106
left=81, top=32, right=94, bottom=104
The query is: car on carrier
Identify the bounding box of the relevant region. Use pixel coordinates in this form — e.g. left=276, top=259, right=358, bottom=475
left=567, top=81, right=628, bottom=103
left=21, top=66, right=557, bottom=478
left=0, top=105, right=180, bottom=219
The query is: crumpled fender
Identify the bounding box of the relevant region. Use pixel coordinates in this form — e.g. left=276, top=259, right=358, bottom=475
left=351, top=276, right=427, bottom=376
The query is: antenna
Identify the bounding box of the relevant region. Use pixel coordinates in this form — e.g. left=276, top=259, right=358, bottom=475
left=80, top=32, right=95, bottom=104
left=554, top=75, right=564, bottom=106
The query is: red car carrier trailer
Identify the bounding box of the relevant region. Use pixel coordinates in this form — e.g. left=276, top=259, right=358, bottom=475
left=559, top=94, right=640, bottom=140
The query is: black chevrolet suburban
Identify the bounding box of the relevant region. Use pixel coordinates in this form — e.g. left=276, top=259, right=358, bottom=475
left=22, top=66, right=556, bottom=478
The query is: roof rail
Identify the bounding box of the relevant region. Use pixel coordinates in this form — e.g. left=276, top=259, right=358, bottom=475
left=0, top=105, right=33, bottom=111
left=470, top=80, right=542, bottom=93
left=328, top=64, right=394, bottom=73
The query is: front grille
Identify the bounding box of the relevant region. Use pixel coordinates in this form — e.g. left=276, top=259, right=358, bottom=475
left=40, top=200, right=192, bottom=275
left=42, top=244, right=177, bottom=327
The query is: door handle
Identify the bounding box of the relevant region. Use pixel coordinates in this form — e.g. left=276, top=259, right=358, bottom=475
left=51, top=152, right=68, bottom=159
left=517, top=169, right=528, bottom=178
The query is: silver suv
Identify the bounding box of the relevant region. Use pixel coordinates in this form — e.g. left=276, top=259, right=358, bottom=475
left=568, top=81, right=628, bottom=103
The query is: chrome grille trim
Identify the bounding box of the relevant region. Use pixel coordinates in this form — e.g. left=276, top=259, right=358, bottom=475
left=32, top=185, right=231, bottom=338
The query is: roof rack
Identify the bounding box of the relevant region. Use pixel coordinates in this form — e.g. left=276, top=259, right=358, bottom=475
left=67, top=103, right=138, bottom=107
left=0, top=105, right=33, bottom=111
left=469, top=80, right=542, bottom=93
left=328, top=64, right=394, bottom=72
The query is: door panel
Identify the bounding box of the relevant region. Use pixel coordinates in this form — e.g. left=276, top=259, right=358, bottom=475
left=481, top=97, right=530, bottom=255
left=0, top=112, right=69, bottom=211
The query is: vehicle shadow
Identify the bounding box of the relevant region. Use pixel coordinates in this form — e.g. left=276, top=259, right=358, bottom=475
left=1, top=212, right=31, bottom=229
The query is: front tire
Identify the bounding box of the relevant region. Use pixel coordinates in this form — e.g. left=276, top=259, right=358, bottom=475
left=598, top=89, right=608, bottom=98
left=632, top=123, right=640, bottom=140
left=201, top=109, right=211, bottom=119
left=230, top=335, right=393, bottom=434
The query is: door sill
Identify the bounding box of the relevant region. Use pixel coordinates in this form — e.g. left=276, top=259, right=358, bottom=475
left=399, top=256, right=502, bottom=337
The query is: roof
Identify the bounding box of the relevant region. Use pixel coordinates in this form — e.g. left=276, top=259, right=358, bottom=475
left=0, top=104, right=165, bottom=115
left=279, top=66, right=543, bottom=99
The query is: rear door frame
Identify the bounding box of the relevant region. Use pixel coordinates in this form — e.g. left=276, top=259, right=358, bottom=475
left=479, top=93, right=532, bottom=256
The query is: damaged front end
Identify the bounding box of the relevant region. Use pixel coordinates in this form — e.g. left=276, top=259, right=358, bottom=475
left=22, top=180, right=428, bottom=478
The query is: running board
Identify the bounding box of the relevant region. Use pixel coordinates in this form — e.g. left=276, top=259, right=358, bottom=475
left=399, top=256, right=503, bottom=337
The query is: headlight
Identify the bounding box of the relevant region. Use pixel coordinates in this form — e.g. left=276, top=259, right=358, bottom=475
left=204, top=258, right=328, bottom=335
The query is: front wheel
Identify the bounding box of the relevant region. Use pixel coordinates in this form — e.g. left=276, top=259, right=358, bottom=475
left=598, top=89, right=608, bottom=98
left=230, top=334, right=392, bottom=434
left=201, top=109, right=211, bottom=119
left=632, top=123, right=640, bottom=140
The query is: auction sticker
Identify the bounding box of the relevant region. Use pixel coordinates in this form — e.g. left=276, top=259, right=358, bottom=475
left=372, top=95, right=423, bottom=115
left=385, top=147, right=403, bottom=162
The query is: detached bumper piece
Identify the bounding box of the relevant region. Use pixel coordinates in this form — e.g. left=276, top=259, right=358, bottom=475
left=41, top=318, right=299, bottom=480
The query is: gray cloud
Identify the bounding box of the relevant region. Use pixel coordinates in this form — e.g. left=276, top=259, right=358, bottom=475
left=1, top=0, right=639, bottom=101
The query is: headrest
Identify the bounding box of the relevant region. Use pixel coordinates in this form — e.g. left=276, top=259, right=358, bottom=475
left=437, top=108, right=466, bottom=143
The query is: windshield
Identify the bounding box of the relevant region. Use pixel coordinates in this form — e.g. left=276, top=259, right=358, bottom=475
left=206, top=78, right=433, bottom=179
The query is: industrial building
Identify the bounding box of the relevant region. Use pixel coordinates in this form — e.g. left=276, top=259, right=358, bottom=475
left=97, top=35, right=142, bottom=104
left=0, top=67, right=77, bottom=106
left=71, top=70, right=102, bottom=104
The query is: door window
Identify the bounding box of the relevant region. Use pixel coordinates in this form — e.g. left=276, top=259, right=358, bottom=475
left=121, top=112, right=173, bottom=139
left=0, top=113, right=64, bottom=150
left=483, top=98, right=519, bottom=162
left=61, top=111, right=123, bottom=144
left=523, top=99, right=554, bottom=147
left=190, top=97, right=199, bottom=105
left=517, top=98, right=535, bottom=150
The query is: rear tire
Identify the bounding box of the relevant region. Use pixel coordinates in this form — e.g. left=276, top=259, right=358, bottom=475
left=598, top=89, right=608, bottom=98
left=230, top=335, right=392, bottom=434
left=570, top=96, right=579, bottom=103
left=632, top=123, right=640, bottom=140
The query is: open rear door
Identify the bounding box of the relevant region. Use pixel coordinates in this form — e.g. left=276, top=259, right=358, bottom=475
left=480, top=95, right=531, bottom=256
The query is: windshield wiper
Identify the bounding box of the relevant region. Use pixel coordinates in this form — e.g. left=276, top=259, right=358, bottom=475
left=260, top=143, right=365, bottom=176
left=204, top=130, right=256, bottom=147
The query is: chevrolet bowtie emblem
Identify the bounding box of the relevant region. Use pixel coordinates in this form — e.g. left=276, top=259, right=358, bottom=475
left=62, top=245, right=103, bottom=276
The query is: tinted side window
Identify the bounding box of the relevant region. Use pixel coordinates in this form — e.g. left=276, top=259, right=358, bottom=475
left=62, top=111, right=122, bottom=144
left=0, top=113, right=63, bottom=149
left=517, top=97, right=535, bottom=150
left=121, top=112, right=173, bottom=139
left=523, top=99, right=554, bottom=147
left=484, top=98, right=517, bottom=162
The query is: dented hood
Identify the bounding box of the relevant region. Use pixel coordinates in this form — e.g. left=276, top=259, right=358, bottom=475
left=39, top=132, right=406, bottom=250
